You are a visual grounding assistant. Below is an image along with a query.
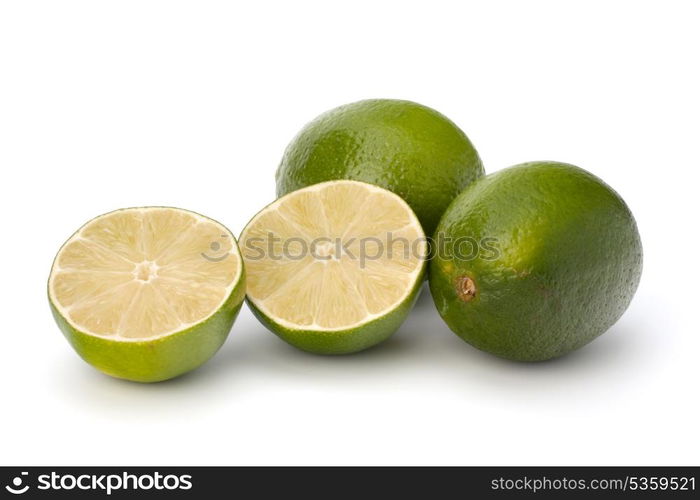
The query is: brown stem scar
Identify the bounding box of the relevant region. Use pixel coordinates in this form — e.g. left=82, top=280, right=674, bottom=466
left=455, top=275, right=477, bottom=302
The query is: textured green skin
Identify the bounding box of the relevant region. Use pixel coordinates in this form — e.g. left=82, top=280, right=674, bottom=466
left=275, top=99, right=484, bottom=236
left=49, top=271, right=245, bottom=382
left=247, top=265, right=425, bottom=355
left=429, top=162, right=643, bottom=361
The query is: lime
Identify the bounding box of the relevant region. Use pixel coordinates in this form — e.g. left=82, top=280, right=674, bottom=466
left=240, top=180, right=427, bottom=354
left=48, top=207, right=246, bottom=382
left=275, top=99, right=484, bottom=235
left=429, top=162, right=643, bottom=361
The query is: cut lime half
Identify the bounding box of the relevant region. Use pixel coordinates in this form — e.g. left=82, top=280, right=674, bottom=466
left=48, top=207, right=246, bottom=382
left=240, top=180, right=427, bottom=354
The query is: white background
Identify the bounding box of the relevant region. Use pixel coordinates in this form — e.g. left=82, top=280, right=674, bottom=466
left=0, top=1, right=698, bottom=466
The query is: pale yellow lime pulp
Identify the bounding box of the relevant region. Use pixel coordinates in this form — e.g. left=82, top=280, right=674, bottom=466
left=49, top=207, right=243, bottom=340
left=241, top=181, right=426, bottom=331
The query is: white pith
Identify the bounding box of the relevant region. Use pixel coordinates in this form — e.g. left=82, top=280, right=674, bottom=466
left=240, top=180, right=426, bottom=332
left=48, top=207, right=243, bottom=342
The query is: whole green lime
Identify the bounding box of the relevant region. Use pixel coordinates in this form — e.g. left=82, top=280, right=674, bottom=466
left=275, top=99, right=483, bottom=235
left=429, top=161, right=643, bottom=361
